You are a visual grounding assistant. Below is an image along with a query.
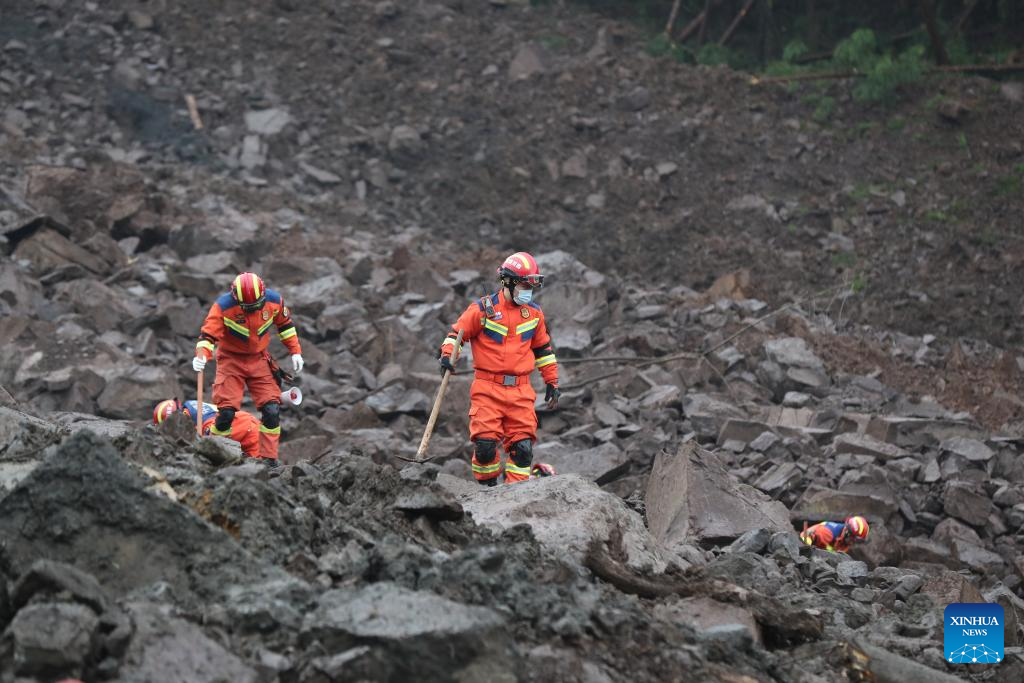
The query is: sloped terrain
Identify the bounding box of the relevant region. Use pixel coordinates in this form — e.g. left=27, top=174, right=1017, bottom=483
left=3, top=0, right=1024, bottom=681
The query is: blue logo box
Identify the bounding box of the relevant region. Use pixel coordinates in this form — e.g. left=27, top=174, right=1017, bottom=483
left=944, top=602, right=1004, bottom=664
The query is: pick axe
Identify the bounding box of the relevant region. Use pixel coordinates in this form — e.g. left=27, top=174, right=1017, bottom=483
left=195, top=369, right=204, bottom=436
left=397, top=329, right=464, bottom=463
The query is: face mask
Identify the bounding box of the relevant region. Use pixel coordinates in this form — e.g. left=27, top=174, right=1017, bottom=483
left=513, top=287, right=533, bottom=305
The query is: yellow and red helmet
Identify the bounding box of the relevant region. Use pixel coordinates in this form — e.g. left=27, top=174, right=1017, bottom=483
left=231, top=272, right=266, bottom=311
left=531, top=463, right=556, bottom=478
left=153, top=399, right=181, bottom=425
left=498, top=252, right=544, bottom=288
left=846, top=515, right=869, bottom=540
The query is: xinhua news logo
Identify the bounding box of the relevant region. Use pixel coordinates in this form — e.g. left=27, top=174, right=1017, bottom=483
left=944, top=603, right=1004, bottom=664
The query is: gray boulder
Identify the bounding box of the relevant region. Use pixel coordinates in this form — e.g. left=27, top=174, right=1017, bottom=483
left=646, top=441, right=791, bottom=549
left=440, top=473, right=671, bottom=572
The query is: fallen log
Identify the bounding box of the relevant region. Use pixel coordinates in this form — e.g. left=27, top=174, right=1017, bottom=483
left=752, top=61, right=1024, bottom=85
left=839, top=638, right=964, bottom=683
left=584, top=540, right=823, bottom=647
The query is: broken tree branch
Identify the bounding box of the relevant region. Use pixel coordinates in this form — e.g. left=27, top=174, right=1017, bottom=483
left=954, top=0, right=981, bottom=34
left=719, top=0, right=757, bottom=47
left=697, top=0, right=714, bottom=46
left=752, top=61, right=1024, bottom=85
left=584, top=540, right=824, bottom=647
left=665, top=0, right=683, bottom=37
left=185, top=94, right=204, bottom=130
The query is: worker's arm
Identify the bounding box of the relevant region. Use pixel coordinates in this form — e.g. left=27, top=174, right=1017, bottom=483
left=274, top=300, right=302, bottom=355
left=531, top=313, right=558, bottom=386
left=440, top=303, right=483, bottom=358
left=196, top=302, right=224, bottom=360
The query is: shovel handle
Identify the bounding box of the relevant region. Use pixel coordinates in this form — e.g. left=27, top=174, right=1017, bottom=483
left=415, top=329, right=464, bottom=461
left=196, top=369, right=204, bottom=436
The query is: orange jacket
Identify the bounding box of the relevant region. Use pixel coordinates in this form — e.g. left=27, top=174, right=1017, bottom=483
left=196, top=290, right=301, bottom=360
left=800, top=521, right=852, bottom=553
left=441, top=290, right=558, bottom=385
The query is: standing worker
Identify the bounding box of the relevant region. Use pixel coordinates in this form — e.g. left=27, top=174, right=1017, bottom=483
left=191, top=272, right=303, bottom=463
left=438, top=252, right=560, bottom=486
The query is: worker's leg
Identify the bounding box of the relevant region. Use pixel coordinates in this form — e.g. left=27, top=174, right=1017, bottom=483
left=501, top=383, right=538, bottom=484
left=469, top=380, right=505, bottom=486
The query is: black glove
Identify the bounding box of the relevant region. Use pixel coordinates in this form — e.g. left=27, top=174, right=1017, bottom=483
left=439, top=355, right=455, bottom=377
left=544, top=383, right=560, bottom=409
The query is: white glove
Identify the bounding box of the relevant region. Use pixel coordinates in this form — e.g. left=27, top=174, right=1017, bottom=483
left=192, top=355, right=207, bottom=373
left=291, top=354, right=304, bottom=374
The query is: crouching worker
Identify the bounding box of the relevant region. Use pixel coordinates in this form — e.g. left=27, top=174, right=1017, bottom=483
left=153, top=399, right=260, bottom=457
left=799, top=515, right=869, bottom=553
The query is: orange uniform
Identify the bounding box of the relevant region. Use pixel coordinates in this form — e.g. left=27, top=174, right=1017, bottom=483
left=441, top=289, right=558, bottom=483
left=195, top=289, right=300, bottom=460
left=800, top=521, right=853, bottom=553
left=183, top=401, right=260, bottom=457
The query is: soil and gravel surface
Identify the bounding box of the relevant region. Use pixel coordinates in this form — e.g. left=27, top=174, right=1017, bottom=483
left=2, top=0, right=1024, bottom=681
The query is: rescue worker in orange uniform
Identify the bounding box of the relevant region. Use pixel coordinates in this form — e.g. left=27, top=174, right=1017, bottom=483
left=800, top=515, right=870, bottom=553
left=439, top=252, right=559, bottom=486
left=153, top=399, right=261, bottom=457
left=191, top=272, right=303, bottom=462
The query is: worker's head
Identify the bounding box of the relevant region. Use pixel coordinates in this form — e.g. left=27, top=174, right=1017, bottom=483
left=531, top=462, right=556, bottom=478
left=497, top=252, right=544, bottom=305
left=153, top=399, right=181, bottom=425
left=845, top=515, right=869, bottom=541
left=231, top=272, right=266, bottom=312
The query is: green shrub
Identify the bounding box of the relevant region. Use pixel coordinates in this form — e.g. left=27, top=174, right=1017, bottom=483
left=833, top=29, right=926, bottom=102
left=782, top=39, right=809, bottom=63
left=696, top=43, right=733, bottom=66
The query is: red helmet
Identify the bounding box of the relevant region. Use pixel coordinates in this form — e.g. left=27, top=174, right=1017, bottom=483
left=846, top=515, right=869, bottom=540
left=153, top=399, right=180, bottom=425
left=531, top=463, right=556, bottom=478
left=231, top=272, right=266, bottom=311
left=498, top=252, right=544, bottom=288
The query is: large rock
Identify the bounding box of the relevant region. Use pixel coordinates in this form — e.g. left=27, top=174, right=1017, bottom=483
left=533, top=251, right=610, bottom=353
left=364, top=383, right=431, bottom=416
left=790, top=485, right=898, bottom=524
left=682, top=394, right=746, bottom=440
left=96, top=366, right=181, bottom=419
left=760, top=337, right=830, bottom=396
left=0, top=432, right=284, bottom=607
left=120, top=602, right=258, bottom=683
left=533, top=441, right=629, bottom=484
left=8, top=602, right=99, bottom=677
left=645, top=441, right=791, bottom=549
left=244, top=108, right=292, bottom=135
left=943, top=481, right=992, bottom=527
left=830, top=433, right=907, bottom=461
left=301, top=583, right=505, bottom=679
left=440, top=473, right=671, bottom=572
left=654, top=596, right=762, bottom=646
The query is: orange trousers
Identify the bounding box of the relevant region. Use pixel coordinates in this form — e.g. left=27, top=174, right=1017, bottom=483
left=469, top=377, right=537, bottom=483
left=213, top=351, right=281, bottom=459
left=202, top=411, right=260, bottom=457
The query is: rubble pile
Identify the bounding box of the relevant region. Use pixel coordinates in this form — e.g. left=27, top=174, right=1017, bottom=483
left=2, top=0, right=1024, bottom=681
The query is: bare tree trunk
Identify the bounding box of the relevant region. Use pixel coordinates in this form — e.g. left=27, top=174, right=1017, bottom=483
left=665, top=0, right=683, bottom=37
left=678, top=0, right=726, bottom=42
left=697, top=0, right=714, bottom=46
left=919, top=0, right=950, bottom=65
left=720, top=0, right=758, bottom=46
left=953, top=0, right=980, bottom=34
left=806, top=0, right=820, bottom=50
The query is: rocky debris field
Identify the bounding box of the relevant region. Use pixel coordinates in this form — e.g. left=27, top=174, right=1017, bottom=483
left=3, top=0, right=1024, bottom=681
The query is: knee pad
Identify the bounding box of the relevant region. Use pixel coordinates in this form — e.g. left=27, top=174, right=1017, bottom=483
left=510, top=439, right=533, bottom=468
left=260, top=402, right=281, bottom=429
left=214, top=408, right=235, bottom=433
left=473, top=438, right=498, bottom=464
